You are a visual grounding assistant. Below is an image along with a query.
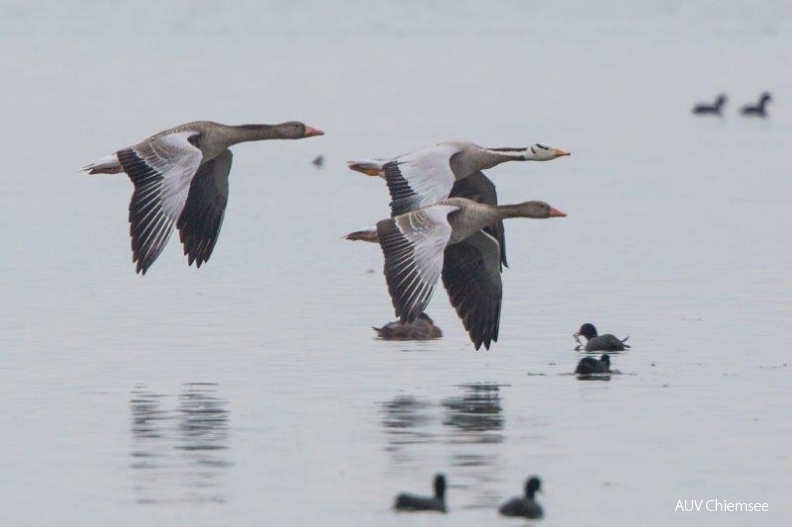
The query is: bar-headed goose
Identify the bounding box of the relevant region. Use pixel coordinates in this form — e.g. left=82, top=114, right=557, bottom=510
left=376, top=197, right=566, bottom=350
left=83, top=121, right=324, bottom=274
left=348, top=140, right=569, bottom=268
left=349, top=140, right=569, bottom=215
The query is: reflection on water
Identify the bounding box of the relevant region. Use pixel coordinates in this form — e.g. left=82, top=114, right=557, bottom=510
left=129, top=383, right=232, bottom=505
left=443, top=384, right=506, bottom=509
left=380, top=383, right=507, bottom=509
left=442, top=383, right=504, bottom=442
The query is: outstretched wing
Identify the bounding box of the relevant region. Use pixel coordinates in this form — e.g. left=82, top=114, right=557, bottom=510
left=442, top=230, right=503, bottom=350
left=376, top=204, right=459, bottom=323
left=119, top=131, right=203, bottom=274
left=449, top=171, right=508, bottom=269
left=176, top=149, right=232, bottom=268
left=383, top=143, right=460, bottom=216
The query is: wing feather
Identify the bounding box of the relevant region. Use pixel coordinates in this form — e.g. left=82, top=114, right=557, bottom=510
left=176, top=149, right=232, bottom=267
left=119, top=131, right=203, bottom=274
left=377, top=205, right=458, bottom=322
left=441, top=231, right=503, bottom=350
left=383, top=144, right=460, bottom=216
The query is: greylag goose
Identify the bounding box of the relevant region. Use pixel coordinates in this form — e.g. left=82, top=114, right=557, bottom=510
left=348, top=140, right=569, bottom=267
left=393, top=474, right=447, bottom=513
left=692, top=94, right=727, bottom=115
left=574, top=323, right=630, bottom=352
left=376, top=197, right=566, bottom=350
left=82, top=121, right=324, bottom=274
left=499, top=476, right=543, bottom=519
left=373, top=313, right=442, bottom=340
left=740, top=92, right=772, bottom=117
left=575, top=354, right=611, bottom=374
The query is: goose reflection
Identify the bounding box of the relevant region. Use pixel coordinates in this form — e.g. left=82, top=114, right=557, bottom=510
left=381, top=385, right=507, bottom=510
left=381, top=396, right=437, bottom=463
left=129, top=383, right=232, bottom=504
left=442, top=383, right=504, bottom=441
left=442, top=383, right=505, bottom=509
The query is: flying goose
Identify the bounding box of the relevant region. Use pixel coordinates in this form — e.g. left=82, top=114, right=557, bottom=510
left=82, top=120, right=324, bottom=274
left=692, top=94, right=727, bottom=115
left=499, top=476, right=543, bottom=519
left=376, top=197, right=566, bottom=350
left=573, top=323, right=630, bottom=352
left=348, top=140, right=569, bottom=267
left=393, top=474, right=447, bottom=513
left=348, top=140, right=569, bottom=215
left=740, top=92, right=772, bottom=117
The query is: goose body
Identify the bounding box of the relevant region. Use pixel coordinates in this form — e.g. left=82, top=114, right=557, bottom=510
left=376, top=197, right=566, bottom=350
left=393, top=474, right=447, bottom=513
left=499, top=476, right=543, bottom=519
left=373, top=313, right=442, bottom=340
left=692, top=94, right=727, bottom=115
left=574, top=323, right=630, bottom=352
left=575, top=354, right=611, bottom=374
left=83, top=120, right=323, bottom=274
left=740, top=92, right=772, bottom=117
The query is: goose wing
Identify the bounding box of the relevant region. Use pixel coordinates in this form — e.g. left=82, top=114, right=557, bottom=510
left=441, top=230, right=503, bottom=350
left=176, top=149, right=232, bottom=268
left=383, top=143, right=461, bottom=216
left=376, top=204, right=459, bottom=323
left=118, top=131, right=203, bottom=274
left=450, top=171, right=508, bottom=268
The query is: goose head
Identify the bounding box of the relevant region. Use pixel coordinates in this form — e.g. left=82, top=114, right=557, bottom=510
left=513, top=201, right=567, bottom=219
left=271, top=121, right=325, bottom=139
left=715, top=94, right=728, bottom=107
left=480, top=143, right=570, bottom=167
left=524, top=143, right=571, bottom=161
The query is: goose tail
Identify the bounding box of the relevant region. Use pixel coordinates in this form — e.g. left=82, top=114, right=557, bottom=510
left=81, top=153, right=123, bottom=174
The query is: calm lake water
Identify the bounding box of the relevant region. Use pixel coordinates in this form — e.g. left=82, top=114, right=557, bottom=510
left=1, top=1, right=790, bottom=525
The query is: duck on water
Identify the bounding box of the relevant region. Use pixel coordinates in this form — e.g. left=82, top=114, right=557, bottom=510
left=573, top=323, right=630, bottom=352
left=393, top=474, right=447, bottom=513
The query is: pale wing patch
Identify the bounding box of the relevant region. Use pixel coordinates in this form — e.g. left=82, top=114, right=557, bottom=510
left=133, top=131, right=204, bottom=220
left=119, top=131, right=203, bottom=274
left=385, top=143, right=460, bottom=216
left=377, top=204, right=459, bottom=322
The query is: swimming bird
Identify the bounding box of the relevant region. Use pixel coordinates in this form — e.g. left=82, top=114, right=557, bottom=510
left=499, top=476, right=543, bottom=519
left=393, top=474, right=447, bottom=513
left=347, top=141, right=569, bottom=268
left=692, top=94, right=727, bottom=116
left=740, top=92, right=772, bottom=117
left=573, top=323, right=630, bottom=352
left=575, top=354, right=611, bottom=374
left=373, top=313, right=442, bottom=340
left=376, top=197, right=566, bottom=350
left=82, top=121, right=324, bottom=274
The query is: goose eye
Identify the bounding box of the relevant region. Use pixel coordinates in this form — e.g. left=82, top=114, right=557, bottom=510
left=537, top=144, right=548, bottom=150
